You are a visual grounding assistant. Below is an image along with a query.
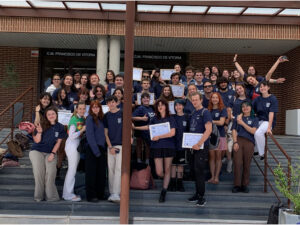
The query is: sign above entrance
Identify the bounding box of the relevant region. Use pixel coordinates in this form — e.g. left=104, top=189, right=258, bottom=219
left=45, top=51, right=96, bottom=57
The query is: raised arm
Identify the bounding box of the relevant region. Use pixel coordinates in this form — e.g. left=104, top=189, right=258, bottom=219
left=266, top=56, right=289, bottom=82
left=233, top=54, right=245, bottom=79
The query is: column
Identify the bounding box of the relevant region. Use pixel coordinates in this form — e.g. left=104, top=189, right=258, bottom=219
left=96, top=36, right=108, bottom=84
left=109, top=36, right=121, bottom=75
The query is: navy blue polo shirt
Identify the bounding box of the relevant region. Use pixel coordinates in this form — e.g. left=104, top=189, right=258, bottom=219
left=52, top=88, right=78, bottom=103
left=183, top=99, right=195, bottom=115
left=232, top=116, right=259, bottom=144
left=154, top=83, right=164, bottom=99
left=196, top=84, right=204, bottom=95
left=32, top=122, right=67, bottom=153
left=173, top=114, right=189, bottom=151
left=149, top=116, right=176, bottom=149
left=86, top=115, right=105, bottom=157
left=202, top=95, right=210, bottom=109
left=253, top=95, right=278, bottom=128
left=103, top=110, right=123, bottom=146
left=210, top=108, right=227, bottom=137
left=106, top=83, right=116, bottom=97
left=219, top=89, right=235, bottom=108
left=189, top=108, right=212, bottom=148
left=231, top=98, right=251, bottom=118
left=132, top=105, right=155, bottom=140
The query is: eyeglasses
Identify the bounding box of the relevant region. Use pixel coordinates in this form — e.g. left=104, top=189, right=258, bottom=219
left=204, top=85, right=213, bottom=88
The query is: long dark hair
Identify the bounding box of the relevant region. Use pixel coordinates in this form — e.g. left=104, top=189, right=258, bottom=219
left=105, top=70, right=115, bottom=84
left=62, top=74, right=77, bottom=93
left=93, top=84, right=106, bottom=100
left=89, top=100, right=104, bottom=125
left=39, top=92, right=53, bottom=114
left=42, top=106, right=58, bottom=131
left=154, top=98, right=170, bottom=120
left=81, top=73, right=91, bottom=90
left=57, top=88, right=71, bottom=108
left=159, top=85, right=175, bottom=101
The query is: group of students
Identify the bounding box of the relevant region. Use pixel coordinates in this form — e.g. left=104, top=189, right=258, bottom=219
left=29, top=53, right=287, bottom=206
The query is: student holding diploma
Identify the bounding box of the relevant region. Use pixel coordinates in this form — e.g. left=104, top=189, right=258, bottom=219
left=187, top=92, right=212, bottom=207
left=133, top=99, right=176, bottom=203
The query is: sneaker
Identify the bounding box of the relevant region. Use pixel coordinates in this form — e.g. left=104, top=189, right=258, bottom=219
left=64, top=195, right=81, bottom=202
left=196, top=197, right=206, bottom=207
left=226, top=159, right=233, bottom=173
left=260, top=156, right=265, bottom=160
left=188, top=193, right=199, bottom=202
left=111, top=194, right=120, bottom=203
left=108, top=194, right=114, bottom=202
left=232, top=186, right=241, bottom=193
left=254, top=152, right=259, bottom=156
left=241, top=186, right=249, bottom=193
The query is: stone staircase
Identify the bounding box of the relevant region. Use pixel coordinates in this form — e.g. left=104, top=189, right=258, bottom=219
left=0, top=131, right=299, bottom=224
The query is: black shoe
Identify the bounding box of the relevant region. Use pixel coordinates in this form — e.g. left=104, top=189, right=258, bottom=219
left=98, top=194, right=108, bottom=200
left=196, top=197, right=206, bottom=207
left=254, top=152, right=259, bottom=156
left=260, top=156, right=265, bottom=160
left=232, top=186, right=241, bottom=193
left=188, top=193, right=199, bottom=202
left=168, top=178, right=176, bottom=192
left=159, top=189, right=167, bottom=203
left=87, top=198, right=99, bottom=203
left=177, top=179, right=185, bottom=192
left=241, top=186, right=249, bottom=193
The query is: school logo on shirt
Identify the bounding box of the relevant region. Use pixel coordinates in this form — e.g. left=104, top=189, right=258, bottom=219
left=215, top=113, right=220, bottom=117
left=256, top=88, right=259, bottom=93
left=70, top=97, right=74, bottom=102
left=118, top=118, right=122, bottom=124
left=266, top=102, right=270, bottom=108
left=148, top=112, right=155, bottom=118
left=228, top=95, right=232, bottom=99
left=55, top=132, right=59, bottom=137
left=247, top=120, right=252, bottom=125
left=183, top=121, right=187, bottom=127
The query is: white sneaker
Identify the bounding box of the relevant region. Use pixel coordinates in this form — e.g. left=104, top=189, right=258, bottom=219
left=111, top=194, right=120, bottom=203
left=64, top=195, right=81, bottom=202
left=227, top=159, right=233, bottom=173
left=108, top=194, right=114, bottom=202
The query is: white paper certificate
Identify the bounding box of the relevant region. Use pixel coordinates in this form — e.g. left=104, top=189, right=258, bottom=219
left=133, top=68, right=143, bottom=81
left=171, top=85, right=185, bottom=97
left=168, top=101, right=175, bottom=115
left=149, top=122, right=170, bottom=140
left=58, top=111, right=72, bottom=126
left=160, top=69, right=175, bottom=80
left=101, top=105, right=109, bottom=114
left=137, top=93, right=155, bottom=105
left=182, top=133, right=204, bottom=149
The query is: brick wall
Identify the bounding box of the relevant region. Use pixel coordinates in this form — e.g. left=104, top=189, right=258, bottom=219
left=188, top=52, right=286, bottom=134
left=0, top=47, right=39, bottom=126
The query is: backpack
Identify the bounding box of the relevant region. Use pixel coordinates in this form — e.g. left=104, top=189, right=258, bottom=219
left=6, top=140, right=23, bottom=158
left=15, top=133, right=30, bottom=150
left=130, top=164, right=155, bottom=190
left=201, top=108, right=220, bottom=150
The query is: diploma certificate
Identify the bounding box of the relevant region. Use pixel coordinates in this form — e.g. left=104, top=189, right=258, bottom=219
left=133, top=68, right=143, bottom=81
left=160, top=69, right=175, bottom=80
left=182, top=133, right=204, bottom=149
left=168, top=101, right=175, bottom=115
left=58, top=111, right=72, bottom=126
left=171, top=85, right=185, bottom=97
left=149, top=122, right=170, bottom=140
left=136, top=93, right=155, bottom=105
left=102, top=105, right=109, bottom=114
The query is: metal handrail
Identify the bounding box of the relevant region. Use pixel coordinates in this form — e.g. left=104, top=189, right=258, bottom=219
left=253, top=134, right=291, bottom=208
left=0, top=86, right=34, bottom=144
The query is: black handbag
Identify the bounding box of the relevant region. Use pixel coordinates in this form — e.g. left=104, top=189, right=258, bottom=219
left=77, top=134, right=88, bottom=154
left=267, top=202, right=284, bottom=224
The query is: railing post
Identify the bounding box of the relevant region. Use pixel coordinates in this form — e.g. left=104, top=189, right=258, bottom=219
left=287, top=157, right=291, bottom=208
left=10, top=105, right=14, bottom=140
left=31, top=87, right=34, bottom=119
left=264, top=134, right=268, bottom=193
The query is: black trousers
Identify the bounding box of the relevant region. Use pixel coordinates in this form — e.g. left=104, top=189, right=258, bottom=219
left=193, top=148, right=209, bottom=198
left=85, top=145, right=107, bottom=200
